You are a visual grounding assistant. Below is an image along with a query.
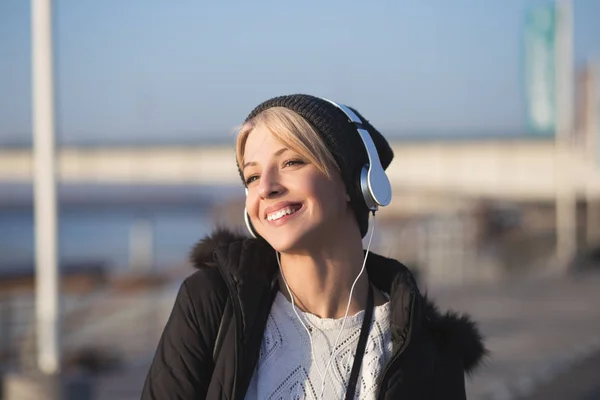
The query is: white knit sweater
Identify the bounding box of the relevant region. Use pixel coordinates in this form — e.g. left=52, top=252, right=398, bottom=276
left=245, top=292, right=393, bottom=400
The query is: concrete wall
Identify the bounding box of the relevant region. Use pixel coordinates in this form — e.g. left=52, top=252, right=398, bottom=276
left=2, top=140, right=600, bottom=201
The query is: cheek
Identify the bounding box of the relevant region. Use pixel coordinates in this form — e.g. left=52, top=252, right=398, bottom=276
left=246, top=193, right=259, bottom=219
left=312, top=180, right=347, bottom=213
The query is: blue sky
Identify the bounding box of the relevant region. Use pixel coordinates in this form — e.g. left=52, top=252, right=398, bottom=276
left=0, top=0, right=599, bottom=144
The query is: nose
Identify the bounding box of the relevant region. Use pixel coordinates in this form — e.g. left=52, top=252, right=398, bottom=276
left=258, top=169, right=285, bottom=199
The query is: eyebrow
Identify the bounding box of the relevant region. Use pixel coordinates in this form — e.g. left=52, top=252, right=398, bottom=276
left=242, top=147, right=289, bottom=170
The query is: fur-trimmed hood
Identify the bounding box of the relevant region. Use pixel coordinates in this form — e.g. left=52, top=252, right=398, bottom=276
left=190, top=227, right=487, bottom=374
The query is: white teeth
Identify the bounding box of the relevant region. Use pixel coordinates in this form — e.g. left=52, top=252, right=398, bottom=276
left=267, top=207, right=298, bottom=221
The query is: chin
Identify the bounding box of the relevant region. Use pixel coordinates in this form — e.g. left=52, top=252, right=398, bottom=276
left=261, top=226, right=316, bottom=254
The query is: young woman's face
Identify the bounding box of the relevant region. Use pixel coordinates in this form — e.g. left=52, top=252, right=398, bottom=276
left=242, top=125, right=351, bottom=252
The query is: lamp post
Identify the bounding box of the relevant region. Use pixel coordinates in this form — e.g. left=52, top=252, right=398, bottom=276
left=31, top=0, right=60, bottom=380
left=554, top=0, right=577, bottom=269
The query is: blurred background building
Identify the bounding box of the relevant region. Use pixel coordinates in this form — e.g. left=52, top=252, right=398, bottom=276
left=0, top=1, right=599, bottom=399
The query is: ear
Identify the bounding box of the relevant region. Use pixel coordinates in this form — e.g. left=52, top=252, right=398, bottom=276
left=346, top=192, right=351, bottom=202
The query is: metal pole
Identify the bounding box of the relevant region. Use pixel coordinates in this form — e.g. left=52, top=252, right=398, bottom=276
left=31, top=0, right=60, bottom=376
left=554, top=0, right=577, bottom=269
left=584, top=63, right=599, bottom=247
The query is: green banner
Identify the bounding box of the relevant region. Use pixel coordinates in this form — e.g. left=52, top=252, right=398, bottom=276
left=524, top=4, right=557, bottom=135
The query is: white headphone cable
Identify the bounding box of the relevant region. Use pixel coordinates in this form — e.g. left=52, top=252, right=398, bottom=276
left=277, top=253, right=325, bottom=381
left=276, top=211, right=377, bottom=400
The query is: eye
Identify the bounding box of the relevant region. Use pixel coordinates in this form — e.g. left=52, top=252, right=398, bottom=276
left=283, top=159, right=305, bottom=168
left=245, top=175, right=259, bottom=185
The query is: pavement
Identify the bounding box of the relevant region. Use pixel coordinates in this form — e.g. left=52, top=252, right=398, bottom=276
left=522, top=349, right=600, bottom=400
left=94, top=360, right=151, bottom=400
left=428, top=269, right=600, bottom=399
left=91, top=269, right=600, bottom=400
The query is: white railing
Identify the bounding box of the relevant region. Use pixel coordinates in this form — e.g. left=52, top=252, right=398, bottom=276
left=0, top=284, right=177, bottom=374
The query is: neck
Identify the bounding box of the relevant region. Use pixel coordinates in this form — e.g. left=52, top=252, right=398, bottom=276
left=278, top=229, right=370, bottom=319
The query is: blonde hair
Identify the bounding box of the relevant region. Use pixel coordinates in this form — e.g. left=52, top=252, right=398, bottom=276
left=236, top=107, right=339, bottom=180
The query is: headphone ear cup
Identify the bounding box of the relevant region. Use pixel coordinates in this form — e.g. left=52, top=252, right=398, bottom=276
left=243, top=188, right=258, bottom=238
left=360, top=162, right=392, bottom=211
left=359, top=165, right=377, bottom=211
left=244, top=208, right=258, bottom=238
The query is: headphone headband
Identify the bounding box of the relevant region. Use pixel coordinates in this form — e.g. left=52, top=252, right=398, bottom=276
left=320, top=98, right=392, bottom=210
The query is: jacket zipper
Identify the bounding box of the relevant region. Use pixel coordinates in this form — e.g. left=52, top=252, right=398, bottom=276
left=376, top=292, right=416, bottom=400
left=216, top=259, right=244, bottom=400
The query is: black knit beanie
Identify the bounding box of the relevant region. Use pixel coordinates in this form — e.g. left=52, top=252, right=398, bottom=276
left=239, top=94, right=394, bottom=238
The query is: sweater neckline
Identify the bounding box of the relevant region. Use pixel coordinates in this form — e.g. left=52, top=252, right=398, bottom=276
left=274, top=291, right=390, bottom=331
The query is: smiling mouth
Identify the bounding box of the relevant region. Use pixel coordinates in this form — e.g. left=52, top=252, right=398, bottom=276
left=266, top=204, right=302, bottom=222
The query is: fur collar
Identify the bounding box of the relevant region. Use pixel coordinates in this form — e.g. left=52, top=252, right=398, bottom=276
left=190, top=227, right=487, bottom=373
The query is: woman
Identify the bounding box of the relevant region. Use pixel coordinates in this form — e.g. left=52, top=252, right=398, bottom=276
left=141, top=94, right=487, bottom=399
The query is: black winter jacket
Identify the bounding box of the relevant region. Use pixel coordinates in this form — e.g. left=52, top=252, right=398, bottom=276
left=141, top=229, right=487, bottom=399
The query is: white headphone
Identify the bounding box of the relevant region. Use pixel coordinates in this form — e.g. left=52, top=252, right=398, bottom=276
left=243, top=97, right=392, bottom=238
